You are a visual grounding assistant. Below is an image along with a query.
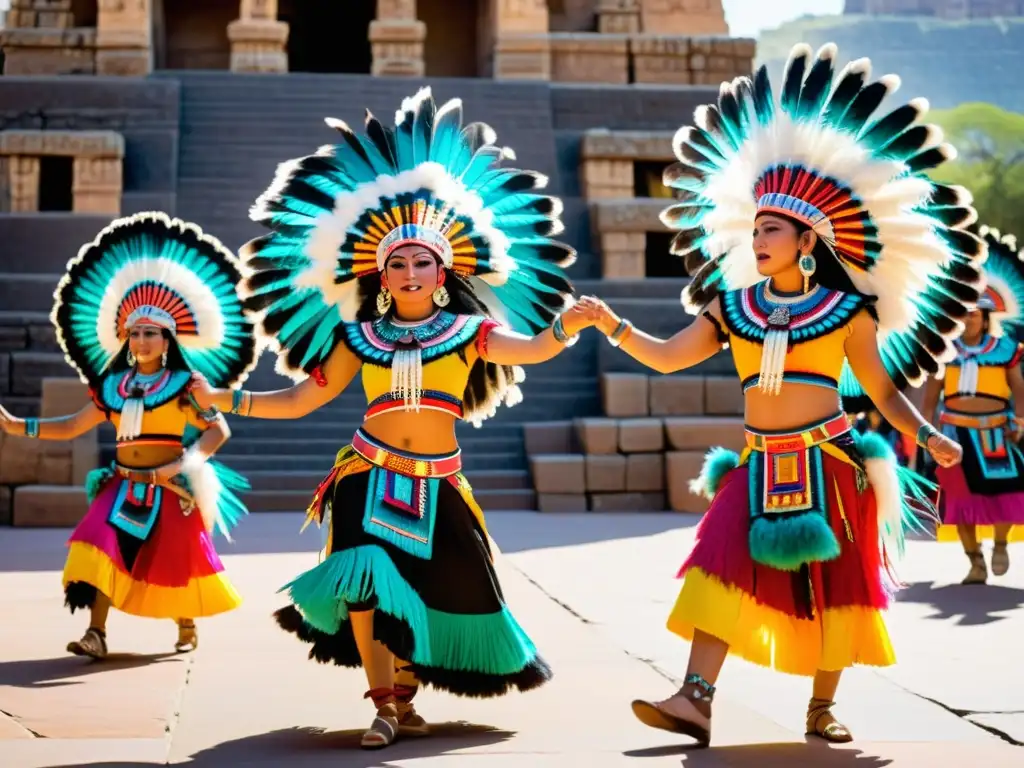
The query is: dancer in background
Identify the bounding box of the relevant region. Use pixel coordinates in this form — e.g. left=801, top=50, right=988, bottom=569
left=0, top=213, right=258, bottom=658
left=577, top=42, right=983, bottom=745
left=922, top=226, right=1024, bottom=583
left=191, top=88, right=583, bottom=749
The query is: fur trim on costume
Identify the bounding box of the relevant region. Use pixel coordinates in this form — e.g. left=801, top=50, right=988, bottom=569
left=689, top=447, right=741, bottom=500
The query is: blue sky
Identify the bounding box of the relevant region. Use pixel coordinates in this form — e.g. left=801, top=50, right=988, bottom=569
left=724, top=0, right=844, bottom=37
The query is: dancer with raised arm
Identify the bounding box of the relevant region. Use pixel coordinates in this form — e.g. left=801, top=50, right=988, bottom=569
left=190, top=88, right=583, bottom=749
left=0, top=213, right=258, bottom=658
left=922, top=226, right=1024, bottom=583
left=576, top=42, right=985, bottom=745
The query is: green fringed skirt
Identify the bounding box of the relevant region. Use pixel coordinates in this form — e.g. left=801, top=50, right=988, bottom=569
left=274, top=468, right=552, bottom=698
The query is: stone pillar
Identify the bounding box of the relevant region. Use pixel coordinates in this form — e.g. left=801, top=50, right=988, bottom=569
left=597, top=0, right=641, bottom=33
left=639, top=0, right=728, bottom=35
left=228, top=0, right=289, bottom=73
left=369, top=0, right=426, bottom=77
left=0, top=156, right=41, bottom=213
left=493, top=0, right=551, bottom=81
left=96, top=0, right=153, bottom=76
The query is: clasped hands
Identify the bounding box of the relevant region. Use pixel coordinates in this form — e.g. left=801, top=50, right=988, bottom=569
left=556, top=296, right=622, bottom=338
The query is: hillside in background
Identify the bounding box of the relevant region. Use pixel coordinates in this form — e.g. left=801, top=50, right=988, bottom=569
left=757, top=15, right=1024, bottom=112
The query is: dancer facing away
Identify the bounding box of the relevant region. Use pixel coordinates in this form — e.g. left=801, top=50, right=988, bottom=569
left=0, top=213, right=258, bottom=658
left=191, top=87, right=585, bottom=749
left=576, top=42, right=985, bottom=745
left=922, top=226, right=1024, bottom=584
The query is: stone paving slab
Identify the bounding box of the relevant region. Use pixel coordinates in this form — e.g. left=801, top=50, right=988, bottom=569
left=1, top=513, right=1022, bottom=767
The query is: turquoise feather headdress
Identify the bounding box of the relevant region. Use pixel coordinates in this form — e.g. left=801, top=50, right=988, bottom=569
left=658, top=42, right=987, bottom=412
left=976, top=226, right=1024, bottom=338
left=51, top=212, right=259, bottom=390
left=240, top=87, right=577, bottom=380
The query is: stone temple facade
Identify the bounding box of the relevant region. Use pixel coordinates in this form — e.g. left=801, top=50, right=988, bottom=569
left=0, top=0, right=756, bottom=523
left=1, top=1, right=751, bottom=84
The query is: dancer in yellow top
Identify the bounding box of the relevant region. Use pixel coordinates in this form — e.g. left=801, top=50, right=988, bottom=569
left=0, top=213, right=258, bottom=658
left=191, top=87, right=589, bottom=749
left=922, top=226, right=1024, bottom=583
left=577, top=42, right=984, bottom=745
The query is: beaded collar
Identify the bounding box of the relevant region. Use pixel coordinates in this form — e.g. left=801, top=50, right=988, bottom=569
left=98, top=368, right=192, bottom=413
left=953, top=335, right=1018, bottom=366
left=342, top=311, right=485, bottom=367
left=721, top=282, right=866, bottom=344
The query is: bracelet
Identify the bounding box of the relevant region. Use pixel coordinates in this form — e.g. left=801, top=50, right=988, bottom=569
left=24, top=417, right=39, bottom=439
left=607, top=318, right=634, bottom=348
left=552, top=315, right=579, bottom=347
left=916, top=423, right=939, bottom=449
left=188, top=393, right=220, bottom=423
left=230, top=389, right=252, bottom=416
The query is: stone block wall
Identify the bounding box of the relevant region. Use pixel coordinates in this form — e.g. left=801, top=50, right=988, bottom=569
left=0, top=377, right=99, bottom=526
left=0, top=129, right=124, bottom=214
left=526, top=371, right=745, bottom=513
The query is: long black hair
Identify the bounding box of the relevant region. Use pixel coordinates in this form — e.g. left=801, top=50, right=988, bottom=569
left=354, top=260, right=519, bottom=424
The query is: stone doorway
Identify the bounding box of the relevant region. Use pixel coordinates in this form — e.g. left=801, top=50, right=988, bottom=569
left=420, top=0, right=483, bottom=78
left=279, top=0, right=373, bottom=74
left=161, top=0, right=237, bottom=70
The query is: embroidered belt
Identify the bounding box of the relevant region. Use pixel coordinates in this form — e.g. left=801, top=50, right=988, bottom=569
left=938, top=409, right=1009, bottom=430
left=745, top=412, right=851, bottom=453
left=351, top=429, right=462, bottom=478
left=364, top=390, right=464, bottom=420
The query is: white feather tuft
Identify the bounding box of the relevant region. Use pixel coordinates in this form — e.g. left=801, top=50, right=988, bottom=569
left=864, top=456, right=903, bottom=563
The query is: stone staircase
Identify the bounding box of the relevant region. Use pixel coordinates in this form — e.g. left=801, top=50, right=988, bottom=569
left=1, top=70, right=729, bottom=518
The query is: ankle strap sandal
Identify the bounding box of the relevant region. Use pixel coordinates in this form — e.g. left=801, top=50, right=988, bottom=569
left=361, top=688, right=399, bottom=750
left=630, top=674, right=714, bottom=746
left=963, top=549, right=988, bottom=585
left=991, top=541, right=1010, bottom=577
left=806, top=698, right=853, bottom=743
left=67, top=627, right=108, bottom=659
left=175, top=620, right=198, bottom=653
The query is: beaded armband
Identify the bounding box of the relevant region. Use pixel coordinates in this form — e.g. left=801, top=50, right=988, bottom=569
left=552, top=315, right=579, bottom=346
left=916, top=423, right=940, bottom=449
left=24, top=418, right=40, bottom=439
left=230, top=389, right=253, bottom=417
left=187, top=393, right=220, bottom=424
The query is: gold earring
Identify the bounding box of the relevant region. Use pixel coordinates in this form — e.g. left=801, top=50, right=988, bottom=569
left=376, top=287, right=392, bottom=316
left=432, top=285, right=450, bottom=307
left=126, top=349, right=136, bottom=366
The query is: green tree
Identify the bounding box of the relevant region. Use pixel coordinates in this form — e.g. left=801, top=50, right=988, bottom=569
left=926, top=103, right=1024, bottom=235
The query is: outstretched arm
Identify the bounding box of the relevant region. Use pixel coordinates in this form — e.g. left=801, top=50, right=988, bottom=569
left=192, top=344, right=362, bottom=420
left=845, top=309, right=961, bottom=467
left=921, top=374, right=943, bottom=428
left=481, top=304, right=595, bottom=366
left=0, top=401, right=106, bottom=441
left=582, top=296, right=725, bottom=375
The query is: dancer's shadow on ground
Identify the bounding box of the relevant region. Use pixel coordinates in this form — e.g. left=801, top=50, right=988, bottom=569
left=0, top=652, right=180, bottom=689
left=895, top=580, right=1024, bottom=626
left=624, top=740, right=893, bottom=767
left=49, top=723, right=515, bottom=767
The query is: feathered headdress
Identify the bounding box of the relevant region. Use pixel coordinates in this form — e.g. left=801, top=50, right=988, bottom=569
left=660, top=42, right=986, bottom=411
left=976, top=225, right=1024, bottom=339
left=51, top=212, right=260, bottom=390
left=240, top=87, right=577, bottom=383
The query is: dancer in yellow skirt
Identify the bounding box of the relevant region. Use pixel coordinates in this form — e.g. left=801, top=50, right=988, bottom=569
left=577, top=43, right=984, bottom=745
left=0, top=213, right=258, bottom=658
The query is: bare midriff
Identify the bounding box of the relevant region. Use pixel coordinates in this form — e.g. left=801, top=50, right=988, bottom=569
left=115, top=443, right=184, bottom=470
left=943, top=394, right=1008, bottom=416
left=360, top=409, right=460, bottom=455
left=743, top=383, right=845, bottom=432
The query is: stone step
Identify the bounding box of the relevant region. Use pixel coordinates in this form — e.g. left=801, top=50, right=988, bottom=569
left=0, top=215, right=114, bottom=273
left=0, top=274, right=61, bottom=313
left=242, top=468, right=531, bottom=492
left=240, top=486, right=536, bottom=513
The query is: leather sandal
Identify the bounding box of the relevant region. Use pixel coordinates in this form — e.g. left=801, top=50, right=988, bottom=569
left=67, top=627, right=108, bottom=659
left=631, top=674, right=714, bottom=747
left=175, top=619, right=198, bottom=652
left=991, top=541, right=1010, bottom=577
left=361, top=688, right=400, bottom=750
left=806, top=698, right=853, bottom=743
left=963, top=549, right=988, bottom=584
